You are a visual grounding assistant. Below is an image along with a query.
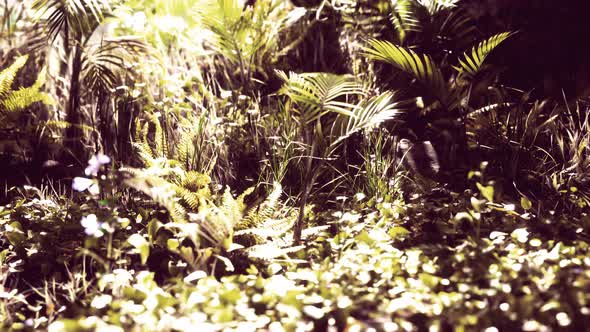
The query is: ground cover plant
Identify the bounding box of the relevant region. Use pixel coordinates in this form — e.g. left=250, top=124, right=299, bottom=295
left=1, top=0, right=590, bottom=331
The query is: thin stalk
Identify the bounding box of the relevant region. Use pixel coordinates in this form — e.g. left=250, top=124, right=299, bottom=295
left=294, top=129, right=316, bottom=244
left=64, top=42, right=85, bottom=163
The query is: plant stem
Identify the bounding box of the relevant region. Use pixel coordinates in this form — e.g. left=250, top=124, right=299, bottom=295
left=294, top=128, right=316, bottom=244
left=64, top=43, right=85, bottom=163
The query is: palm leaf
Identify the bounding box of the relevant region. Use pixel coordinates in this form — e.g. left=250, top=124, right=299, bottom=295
left=33, top=0, right=112, bottom=40
left=82, top=37, right=149, bottom=94
left=419, top=0, right=460, bottom=15
left=391, top=0, right=422, bottom=44
left=328, top=91, right=403, bottom=152
left=454, top=32, right=514, bottom=79
left=276, top=71, right=366, bottom=125
left=437, top=9, right=477, bottom=49
left=364, top=39, right=448, bottom=104
left=194, top=0, right=244, bottom=63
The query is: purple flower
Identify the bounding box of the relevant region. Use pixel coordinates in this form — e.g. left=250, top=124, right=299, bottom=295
left=85, top=154, right=111, bottom=176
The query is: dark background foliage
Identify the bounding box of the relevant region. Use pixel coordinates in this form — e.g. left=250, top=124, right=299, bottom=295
left=469, top=0, right=590, bottom=98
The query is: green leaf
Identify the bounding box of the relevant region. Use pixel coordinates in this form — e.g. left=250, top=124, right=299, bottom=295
left=454, top=212, right=473, bottom=224
left=167, top=239, right=180, bottom=251
left=5, top=221, right=26, bottom=246
left=389, top=226, right=410, bottom=239
left=476, top=183, right=494, bottom=202
left=521, top=196, right=532, bottom=210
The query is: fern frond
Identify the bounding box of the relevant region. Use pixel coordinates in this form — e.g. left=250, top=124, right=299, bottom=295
left=236, top=187, right=255, bottom=210
left=220, top=186, right=242, bottom=228
left=177, top=128, right=196, bottom=168
left=0, top=55, right=28, bottom=98
left=0, top=56, right=55, bottom=116
left=182, top=171, right=211, bottom=192
left=235, top=217, right=294, bottom=238
left=240, top=182, right=282, bottom=229
left=454, top=32, right=514, bottom=79
left=132, top=141, right=156, bottom=167
left=149, top=113, right=168, bottom=158
left=198, top=206, right=234, bottom=249
left=177, top=188, right=202, bottom=210
left=123, top=169, right=188, bottom=224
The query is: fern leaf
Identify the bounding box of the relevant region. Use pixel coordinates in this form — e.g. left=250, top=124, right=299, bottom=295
left=220, top=186, right=242, bottom=228
left=0, top=56, right=54, bottom=115
left=123, top=171, right=188, bottom=224
left=240, top=182, right=283, bottom=228
left=0, top=55, right=28, bottom=98
left=178, top=128, right=196, bottom=168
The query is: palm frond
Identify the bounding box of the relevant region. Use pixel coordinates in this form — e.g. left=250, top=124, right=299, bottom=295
left=437, top=9, right=477, bottom=48
left=276, top=71, right=366, bottom=125
left=454, top=32, right=513, bottom=79
left=328, top=91, right=403, bottom=152
left=194, top=0, right=244, bottom=63
left=364, top=39, right=448, bottom=104
left=418, top=0, right=460, bottom=15
left=33, top=0, right=113, bottom=40
left=82, top=37, right=149, bottom=95
left=391, top=0, right=422, bottom=44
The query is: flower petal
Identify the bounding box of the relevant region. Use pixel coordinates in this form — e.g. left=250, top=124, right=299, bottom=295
left=73, top=177, right=93, bottom=191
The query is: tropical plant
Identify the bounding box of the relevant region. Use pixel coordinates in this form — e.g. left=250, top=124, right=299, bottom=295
left=363, top=31, right=513, bottom=182
left=124, top=111, right=299, bottom=270
left=277, top=71, right=403, bottom=243
left=390, top=0, right=476, bottom=55
left=0, top=54, right=61, bottom=168
left=194, top=0, right=306, bottom=93
left=32, top=0, right=149, bottom=162
left=0, top=55, right=54, bottom=117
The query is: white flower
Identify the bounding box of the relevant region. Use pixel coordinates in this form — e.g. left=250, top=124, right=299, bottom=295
left=90, top=294, right=112, bottom=309
left=81, top=214, right=104, bottom=237
left=85, top=154, right=111, bottom=176
left=73, top=177, right=100, bottom=195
